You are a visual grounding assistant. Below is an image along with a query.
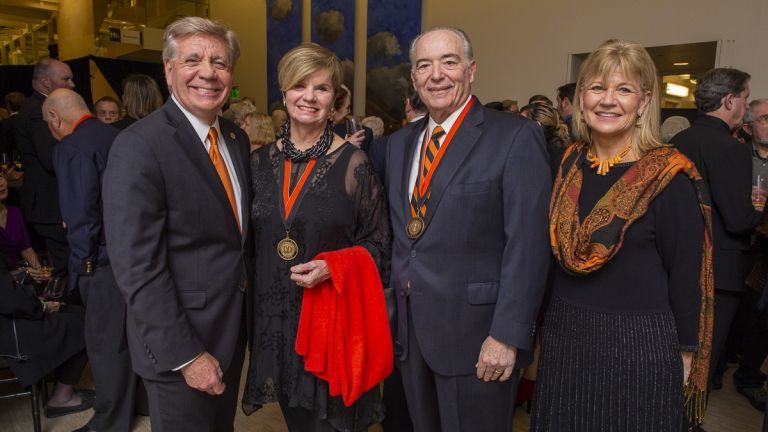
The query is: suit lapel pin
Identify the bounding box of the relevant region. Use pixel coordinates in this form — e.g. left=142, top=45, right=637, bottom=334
left=230, top=132, right=236, bottom=140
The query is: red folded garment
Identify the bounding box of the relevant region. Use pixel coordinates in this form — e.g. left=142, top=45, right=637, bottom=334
left=295, top=246, right=393, bottom=406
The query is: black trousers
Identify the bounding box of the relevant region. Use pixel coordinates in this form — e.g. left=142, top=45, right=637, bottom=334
left=29, top=222, right=68, bottom=277
left=143, top=322, right=246, bottom=432
left=277, top=394, right=336, bottom=432
left=735, top=289, right=768, bottom=386
left=709, top=290, right=743, bottom=383
left=81, top=265, right=139, bottom=432
left=400, top=303, right=519, bottom=432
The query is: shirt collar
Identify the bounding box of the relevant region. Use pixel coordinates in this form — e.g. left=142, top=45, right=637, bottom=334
left=427, top=95, right=472, bottom=136
left=752, top=141, right=768, bottom=161
left=171, top=94, right=221, bottom=144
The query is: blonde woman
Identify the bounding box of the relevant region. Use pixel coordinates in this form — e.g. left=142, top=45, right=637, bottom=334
left=533, top=39, right=714, bottom=431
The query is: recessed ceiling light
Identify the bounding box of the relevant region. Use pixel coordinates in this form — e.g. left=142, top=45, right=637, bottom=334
left=673, top=62, right=689, bottom=66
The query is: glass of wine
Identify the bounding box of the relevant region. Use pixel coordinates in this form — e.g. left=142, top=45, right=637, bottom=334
left=12, top=150, right=22, bottom=170
left=346, top=117, right=361, bottom=136
left=1, top=153, right=10, bottom=170
left=38, top=252, right=53, bottom=279
left=43, top=277, right=66, bottom=300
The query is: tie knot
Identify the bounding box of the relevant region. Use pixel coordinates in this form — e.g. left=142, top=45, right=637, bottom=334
left=431, top=126, right=445, bottom=140
left=208, top=127, right=218, bottom=147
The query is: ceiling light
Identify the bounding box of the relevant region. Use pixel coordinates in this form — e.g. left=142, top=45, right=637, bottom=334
left=673, top=62, right=689, bottom=66
left=666, top=83, right=689, bottom=97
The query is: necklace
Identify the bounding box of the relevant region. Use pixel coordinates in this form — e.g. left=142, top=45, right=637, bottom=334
left=586, top=143, right=633, bottom=175
left=281, top=120, right=333, bottom=162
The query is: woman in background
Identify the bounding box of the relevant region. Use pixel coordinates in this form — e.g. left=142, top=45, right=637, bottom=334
left=112, top=74, right=163, bottom=130
left=223, top=101, right=276, bottom=152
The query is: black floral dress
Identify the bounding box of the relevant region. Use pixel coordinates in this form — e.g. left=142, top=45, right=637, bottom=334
left=242, top=142, right=391, bottom=431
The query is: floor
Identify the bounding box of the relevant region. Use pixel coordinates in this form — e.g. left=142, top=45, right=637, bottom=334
left=1, top=359, right=763, bottom=431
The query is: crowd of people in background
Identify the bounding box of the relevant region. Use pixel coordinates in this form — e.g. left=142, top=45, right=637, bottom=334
left=1, top=15, right=768, bottom=432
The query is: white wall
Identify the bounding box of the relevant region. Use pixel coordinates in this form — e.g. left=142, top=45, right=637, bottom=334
left=422, top=0, right=768, bottom=102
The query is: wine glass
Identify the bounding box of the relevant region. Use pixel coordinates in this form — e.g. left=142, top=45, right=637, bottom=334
left=12, top=150, right=22, bottom=170
left=753, top=174, right=768, bottom=211
left=1, top=153, right=10, bottom=170
left=43, top=277, right=66, bottom=300
left=346, top=117, right=361, bottom=136
left=38, top=252, right=53, bottom=279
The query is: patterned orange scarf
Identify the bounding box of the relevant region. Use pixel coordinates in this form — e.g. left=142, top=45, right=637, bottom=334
left=550, top=143, right=714, bottom=425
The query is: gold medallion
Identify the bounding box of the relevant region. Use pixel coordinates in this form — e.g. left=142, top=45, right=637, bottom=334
left=277, top=234, right=299, bottom=261
left=406, top=216, right=425, bottom=240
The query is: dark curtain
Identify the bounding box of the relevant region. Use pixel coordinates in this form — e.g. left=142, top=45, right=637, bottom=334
left=0, top=57, right=91, bottom=104
left=91, top=56, right=167, bottom=100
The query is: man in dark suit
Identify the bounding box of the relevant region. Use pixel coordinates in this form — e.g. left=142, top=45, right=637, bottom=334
left=671, top=67, right=762, bottom=430
left=45, top=88, right=139, bottom=432
left=385, top=27, right=551, bottom=431
left=14, top=59, right=74, bottom=278
left=103, top=17, right=251, bottom=432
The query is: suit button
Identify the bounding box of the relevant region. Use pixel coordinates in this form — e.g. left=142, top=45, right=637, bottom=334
left=152, top=359, right=157, bottom=364
left=410, top=250, right=416, bottom=258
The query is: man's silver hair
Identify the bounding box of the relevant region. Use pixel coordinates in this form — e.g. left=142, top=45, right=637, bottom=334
left=162, top=16, right=240, bottom=67
left=745, top=98, right=768, bottom=124
left=408, top=26, right=473, bottom=65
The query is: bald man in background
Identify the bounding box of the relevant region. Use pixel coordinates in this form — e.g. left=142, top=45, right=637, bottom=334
left=15, top=58, right=75, bottom=278
left=44, top=88, right=138, bottom=432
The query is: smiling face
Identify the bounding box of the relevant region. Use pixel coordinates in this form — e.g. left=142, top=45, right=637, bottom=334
left=284, top=68, right=335, bottom=130
left=164, top=33, right=233, bottom=125
left=580, top=70, right=650, bottom=145
left=411, top=29, right=476, bottom=123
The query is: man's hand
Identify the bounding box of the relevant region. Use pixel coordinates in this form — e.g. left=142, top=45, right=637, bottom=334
left=181, top=352, right=225, bottom=395
left=682, top=351, right=694, bottom=384
left=290, top=260, right=330, bottom=288
left=475, top=335, right=517, bottom=382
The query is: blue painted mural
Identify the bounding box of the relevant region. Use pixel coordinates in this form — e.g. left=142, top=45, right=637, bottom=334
left=366, top=0, right=422, bottom=130
left=267, top=0, right=303, bottom=110
left=311, top=0, right=356, bottom=91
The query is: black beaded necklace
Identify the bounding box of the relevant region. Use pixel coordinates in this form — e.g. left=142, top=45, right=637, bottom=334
left=281, top=120, right=334, bottom=162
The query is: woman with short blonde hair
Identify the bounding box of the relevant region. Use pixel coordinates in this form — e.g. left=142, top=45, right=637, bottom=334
left=242, top=43, right=390, bottom=431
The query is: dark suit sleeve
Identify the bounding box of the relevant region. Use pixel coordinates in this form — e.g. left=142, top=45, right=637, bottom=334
left=707, top=142, right=761, bottom=234
left=53, top=141, right=101, bottom=275
left=103, top=130, right=205, bottom=373
left=367, top=136, right=388, bottom=183
left=29, top=108, right=56, bottom=173
left=491, top=121, right=552, bottom=351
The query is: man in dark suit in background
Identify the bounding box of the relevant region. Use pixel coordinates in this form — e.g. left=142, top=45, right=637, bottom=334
left=671, top=67, right=762, bottom=431
left=45, top=88, right=139, bottom=432
left=14, top=59, right=74, bottom=278
left=385, top=27, right=551, bottom=431
left=369, top=86, right=426, bottom=184
left=103, top=17, right=251, bottom=432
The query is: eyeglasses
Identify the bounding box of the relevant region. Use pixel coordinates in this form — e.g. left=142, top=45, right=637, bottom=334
left=752, top=114, right=768, bottom=125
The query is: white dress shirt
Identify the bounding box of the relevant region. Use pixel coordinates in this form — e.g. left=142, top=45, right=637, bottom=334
left=407, top=96, right=473, bottom=196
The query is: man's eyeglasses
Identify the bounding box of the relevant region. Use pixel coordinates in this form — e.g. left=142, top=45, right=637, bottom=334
left=752, top=114, right=768, bottom=125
